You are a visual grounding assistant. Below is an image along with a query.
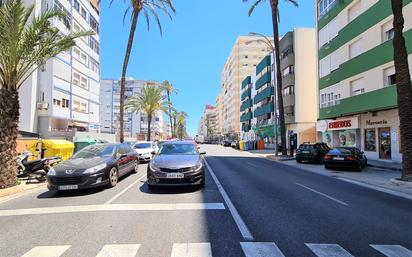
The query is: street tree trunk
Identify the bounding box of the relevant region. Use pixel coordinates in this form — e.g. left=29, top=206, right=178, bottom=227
left=147, top=114, right=152, bottom=141
left=167, top=92, right=173, bottom=137
left=119, top=10, right=140, bottom=143
left=0, top=86, right=19, bottom=188
left=270, top=0, right=287, bottom=155
left=391, top=0, right=412, bottom=181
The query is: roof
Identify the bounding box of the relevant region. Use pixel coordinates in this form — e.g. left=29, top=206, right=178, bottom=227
left=162, top=140, right=195, bottom=145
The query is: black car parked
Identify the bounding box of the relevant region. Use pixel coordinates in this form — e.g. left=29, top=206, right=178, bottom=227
left=222, top=140, right=231, bottom=147
left=47, top=143, right=139, bottom=191
left=324, top=147, right=367, bottom=171
left=296, top=143, right=330, bottom=163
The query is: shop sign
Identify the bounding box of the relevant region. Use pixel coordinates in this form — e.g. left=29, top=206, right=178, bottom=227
left=317, top=117, right=359, bottom=132
left=365, top=119, right=388, bottom=127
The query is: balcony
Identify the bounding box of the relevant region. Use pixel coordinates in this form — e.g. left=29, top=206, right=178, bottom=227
left=282, top=73, right=295, bottom=88
left=255, top=72, right=271, bottom=91
left=240, top=99, right=252, bottom=112
left=241, top=88, right=251, bottom=101
left=242, top=123, right=251, bottom=132
left=283, top=94, right=295, bottom=107
left=254, top=102, right=274, bottom=117
left=254, top=87, right=274, bottom=104
left=280, top=53, right=294, bottom=70
left=240, top=112, right=253, bottom=122
left=242, top=76, right=251, bottom=89
left=256, top=55, right=271, bottom=74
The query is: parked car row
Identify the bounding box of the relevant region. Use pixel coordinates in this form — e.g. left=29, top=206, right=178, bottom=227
left=296, top=142, right=368, bottom=171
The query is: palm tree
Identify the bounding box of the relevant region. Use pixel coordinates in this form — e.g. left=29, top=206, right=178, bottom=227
left=161, top=80, right=178, bottom=138
left=125, top=85, right=167, bottom=141
left=244, top=0, right=298, bottom=155
left=114, top=0, right=175, bottom=143
left=390, top=0, right=412, bottom=181
left=170, top=108, right=178, bottom=138
left=0, top=0, right=91, bottom=189
left=176, top=112, right=188, bottom=140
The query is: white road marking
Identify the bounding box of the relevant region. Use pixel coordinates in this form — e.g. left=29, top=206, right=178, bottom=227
left=21, top=245, right=71, bottom=257
left=371, top=244, right=412, bottom=257
left=170, top=243, right=212, bottom=257
left=95, top=244, right=140, bottom=257
left=306, top=243, right=354, bottom=257
left=205, top=160, right=254, bottom=241
left=247, top=162, right=258, bottom=168
left=0, top=203, right=225, bottom=217
left=104, top=173, right=146, bottom=205
left=240, top=242, right=286, bottom=257
left=295, top=183, right=349, bottom=206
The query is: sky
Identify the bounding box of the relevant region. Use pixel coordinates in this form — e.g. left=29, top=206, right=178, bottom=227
left=100, top=0, right=316, bottom=136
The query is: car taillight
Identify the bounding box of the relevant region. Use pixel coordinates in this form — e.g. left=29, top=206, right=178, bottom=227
left=345, top=156, right=357, bottom=161
left=324, top=155, right=332, bottom=160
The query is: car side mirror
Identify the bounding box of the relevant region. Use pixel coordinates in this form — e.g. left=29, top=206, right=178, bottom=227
left=200, top=151, right=206, bottom=155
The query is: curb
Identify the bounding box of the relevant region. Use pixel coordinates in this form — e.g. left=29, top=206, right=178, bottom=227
left=0, top=182, right=45, bottom=203
left=265, top=156, right=412, bottom=201
left=368, top=163, right=402, bottom=172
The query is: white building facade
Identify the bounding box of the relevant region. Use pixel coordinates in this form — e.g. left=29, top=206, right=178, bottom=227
left=19, top=0, right=101, bottom=137
left=100, top=78, right=165, bottom=140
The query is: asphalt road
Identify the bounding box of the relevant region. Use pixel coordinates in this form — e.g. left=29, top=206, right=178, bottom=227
left=0, top=144, right=411, bottom=257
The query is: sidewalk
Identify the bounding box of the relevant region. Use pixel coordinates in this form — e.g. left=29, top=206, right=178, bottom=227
left=242, top=149, right=412, bottom=200
left=0, top=180, right=45, bottom=202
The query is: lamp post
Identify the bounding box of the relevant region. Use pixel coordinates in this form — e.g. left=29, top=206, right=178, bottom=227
left=247, top=32, right=278, bottom=155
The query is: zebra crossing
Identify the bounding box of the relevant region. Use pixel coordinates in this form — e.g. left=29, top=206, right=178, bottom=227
left=18, top=242, right=412, bottom=257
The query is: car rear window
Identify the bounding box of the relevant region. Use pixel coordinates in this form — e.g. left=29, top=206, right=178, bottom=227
left=328, top=148, right=353, bottom=155
left=299, top=144, right=315, bottom=150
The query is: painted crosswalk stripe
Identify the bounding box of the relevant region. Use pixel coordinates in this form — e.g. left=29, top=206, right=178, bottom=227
left=306, top=244, right=354, bottom=257
left=95, top=244, right=140, bottom=257
left=371, top=245, right=412, bottom=257
left=240, top=242, right=286, bottom=257
left=21, top=245, right=71, bottom=257
left=170, top=243, right=212, bottom=257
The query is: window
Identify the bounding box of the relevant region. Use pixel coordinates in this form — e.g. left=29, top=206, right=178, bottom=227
left=54, top=0, right=71, bottom=28
left=89, top=15, right=99, bottom=34
left=62, top=98, right=69, bottom=108
left=80, top=102, right=87, bottom=113
left=282, top=65, right=294, bottom=77
left=334, top=93, right=341, bottom=105
left=90, top=57, right=99, bottom=73
left=73, top=47, right=80, bottom=60
left=53, top=99, right=61, bottom=106
left=320, top=91, right=340, bottom=108
left=382, top=20, right=394, bottom=42
left=80, top=77, right=87, bottom=88
left=73, top=72, right=80, bottom=86
left=73, top=0, right=79, bottom=11
left=350, top=78, right=365, bottom=96
left=365, top=128, right=376, bottom=151
left=349, top=38, right=363, bottom=59
left=81, top=7, right=87, bottom=19
left=383, top=66, right=396, bottom=86
left=348, top=1, right=362, bottom=22
left=318, top=17, right=339, bottom=48
left=73, top=100, right=80, bottom=111
left=319, top=0, right=338, bottom=17
left=89, top=36, right=99, bottom=54
left=80, top=52, right=87, bottom=66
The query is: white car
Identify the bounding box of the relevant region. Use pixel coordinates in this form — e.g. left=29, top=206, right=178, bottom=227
left=133, top=141, right=157, bottom=162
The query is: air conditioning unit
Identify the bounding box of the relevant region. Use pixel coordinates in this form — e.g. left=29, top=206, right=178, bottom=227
left=37, top=102, right=49, bottom=110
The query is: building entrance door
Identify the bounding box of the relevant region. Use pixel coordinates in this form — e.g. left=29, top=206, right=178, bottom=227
left=379, top=127, right=391, bottom=159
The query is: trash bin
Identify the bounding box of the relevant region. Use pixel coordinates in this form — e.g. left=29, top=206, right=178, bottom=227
left=27, top=139, right=74, bottom=160
left=239, top=141, right=244, bottom=151
left=244, top=141, right=249, bottom=151
left=74, top=137, right=99, bottom=153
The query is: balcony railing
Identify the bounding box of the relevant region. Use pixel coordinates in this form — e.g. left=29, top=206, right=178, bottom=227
left=254, top=102, right=274, bottom=117
left=254, top=87, right=274, bottom=104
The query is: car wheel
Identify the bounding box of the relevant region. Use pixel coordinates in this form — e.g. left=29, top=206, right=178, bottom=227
left=296, top=158, right=302, bottom=163
left=108, top=167, right=119, bottom=188
left=132, top=160, right=139, bottom=173
left=325, top=165, right=331, bottom=170
left=355, top=162, right=363, bottom=172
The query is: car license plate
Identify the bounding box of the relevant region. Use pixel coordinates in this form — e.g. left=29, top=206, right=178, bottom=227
left=333, top=157, right=344, bottom=161
left=58, top=185, right=78, bottom=190
left=302, top=150, right=310, bottom=154
left=166, top=173, right=184, bottom=179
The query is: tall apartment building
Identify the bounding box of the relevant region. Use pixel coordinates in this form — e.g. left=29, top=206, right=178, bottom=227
left=197, top=105, right=218, bottom=139
left=100, top=78, right=164, bottom=140
left=19, top=0, right=101, bottom=137
left=220, top=35, right=273, bottom=139
left=316, top=0, right=412, bottom=162
left=241, top=28, right=317, bottom=148
left=215, top=94, right=223, bottom=137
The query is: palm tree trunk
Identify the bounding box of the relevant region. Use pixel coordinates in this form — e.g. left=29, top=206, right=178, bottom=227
left=391, top=0, right=412, bottom=181
left=0, top=86, right=19, bottom=188
left=270, top=0, right=287, bottom=155
left=147, top=114, right=152, bottom=141
left=119, top=10, right=140, bottom=143
left=167, top=92, right=173, bottom=137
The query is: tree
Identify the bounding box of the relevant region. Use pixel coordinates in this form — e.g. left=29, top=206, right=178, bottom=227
left=205, top=113, right=213, bottom=139
left=244, top=0, right=298, bottom=155
left=390, top=0, right=412, bottom=181
left=125, top=85, right=167, bottom=141
left=176, top=112, right=188, bottom=140
left=115, top=0, right=175, bottom=143
left=171, top=108, right=178, bottom=137
left=161, top=80, right=178, bottom=138
left=0, top=0, right=91, bottom=189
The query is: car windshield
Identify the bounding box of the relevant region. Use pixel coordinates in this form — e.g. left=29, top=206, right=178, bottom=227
left=158, top=144, right=198, bottom=155
left=330, top=148, right=354, bottom=154
left=71, top=145, right=115, bottom=159
left=134, top=143, right=151, bottom=149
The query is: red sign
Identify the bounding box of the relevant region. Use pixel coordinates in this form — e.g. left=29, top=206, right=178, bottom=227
left=328, top=120, right=352, bottom=129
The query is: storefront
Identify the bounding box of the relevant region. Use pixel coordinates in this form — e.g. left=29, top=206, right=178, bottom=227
left=316, top=117, right=361, bottom=149
left=359, top=109, right=401, bottom=163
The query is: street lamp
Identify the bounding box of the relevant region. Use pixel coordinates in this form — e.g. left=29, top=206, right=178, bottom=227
left=247, top=32, right=278, bottom=155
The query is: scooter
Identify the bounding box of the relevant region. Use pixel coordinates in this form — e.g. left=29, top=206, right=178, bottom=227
left=16, top=151, right=62, bottom=182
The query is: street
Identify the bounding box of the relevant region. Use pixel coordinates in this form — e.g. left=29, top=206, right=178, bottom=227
left=0, top=144, right=411, bottom=257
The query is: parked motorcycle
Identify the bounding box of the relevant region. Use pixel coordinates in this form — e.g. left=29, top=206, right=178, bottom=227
left=16, top=151, right=62, bottom=182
